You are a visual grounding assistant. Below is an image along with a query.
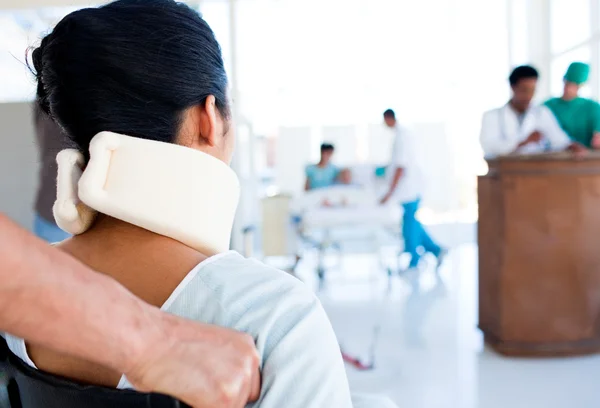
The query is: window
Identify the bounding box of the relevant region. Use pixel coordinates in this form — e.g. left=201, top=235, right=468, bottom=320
left=550, top=0, right=591, bottom=54
left=199, top=0, right=232, bottom=77
left=0, top=7, right=90, bottom=103
left=509, top=0, right=529, bottom=66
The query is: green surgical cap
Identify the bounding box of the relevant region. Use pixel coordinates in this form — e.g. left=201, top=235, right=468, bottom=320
left=564, top=62, right=590, bottom=84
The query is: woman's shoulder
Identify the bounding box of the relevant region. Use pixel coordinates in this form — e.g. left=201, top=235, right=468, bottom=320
left=163, top=251, right=319, bottom=327
left=161, top=252, right=352, bottom=407
left=198, top=251, right=311, bottom=296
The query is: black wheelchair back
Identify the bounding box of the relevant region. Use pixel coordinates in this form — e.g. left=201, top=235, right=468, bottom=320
left=0, top=336, right=189, bottom=408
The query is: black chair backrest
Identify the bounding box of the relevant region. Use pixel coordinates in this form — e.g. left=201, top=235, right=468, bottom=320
left=0, top=336, right=190, bottom=408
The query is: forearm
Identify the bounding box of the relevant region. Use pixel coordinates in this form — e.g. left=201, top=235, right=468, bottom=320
left=566, top=141, right=586, bottom=151
left=0, top=213, right=155, bottom=374
left=515, top=138, right=531, bottom=149
left=386, top=168, right=404, bottom=195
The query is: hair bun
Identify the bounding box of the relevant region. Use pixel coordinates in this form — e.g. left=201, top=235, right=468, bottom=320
left=26, top=0, right=229, bottom=157
left=29, top=37, right=52, bottom=117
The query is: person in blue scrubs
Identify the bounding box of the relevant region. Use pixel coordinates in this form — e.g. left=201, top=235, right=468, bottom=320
left=379, top=109, right=446, bottom=273
left=305, top=143, right=341, bottom=190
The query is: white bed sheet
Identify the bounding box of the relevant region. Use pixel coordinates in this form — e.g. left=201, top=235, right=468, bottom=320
left=303, top=205, right=401, bottom=229
left=294, top=186, right=401, bottom=229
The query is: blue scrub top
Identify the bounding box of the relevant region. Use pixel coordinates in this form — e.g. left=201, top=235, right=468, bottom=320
left=306, top=164, right=339, bottom=189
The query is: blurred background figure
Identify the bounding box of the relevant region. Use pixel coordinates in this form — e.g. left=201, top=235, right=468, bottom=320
left=480, top=65, right=583, bottom=159
left=32, top=104, right=71, bottom=243
left=380, top=109, right=446, bottom=273
left=305, top=143, right=341, bottom=191
left=337, top=168, right=353, bottom=185
left=545, top=62, right=600, bottom=149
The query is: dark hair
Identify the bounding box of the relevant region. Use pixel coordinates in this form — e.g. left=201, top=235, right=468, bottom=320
left=320, top=143, right=335, bottom=152
left=383, top=109, right=395, bottom=119
left=509, top=65, right=539, bottom=86
left=30, top=0, right=229, bottom=159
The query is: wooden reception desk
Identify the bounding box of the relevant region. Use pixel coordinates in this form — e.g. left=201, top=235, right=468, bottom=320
left=478, top=152, right=600, bottom=356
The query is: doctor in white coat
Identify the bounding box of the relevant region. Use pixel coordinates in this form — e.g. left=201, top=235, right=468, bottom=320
left=380, top=109, right=446, bottom=273
left=480, top=65, right=586, bottom=159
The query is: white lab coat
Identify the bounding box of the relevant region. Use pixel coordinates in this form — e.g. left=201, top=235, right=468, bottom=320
left=388, top=125, right=422, bottom=203
left=480, top=103, right=571, bottom=159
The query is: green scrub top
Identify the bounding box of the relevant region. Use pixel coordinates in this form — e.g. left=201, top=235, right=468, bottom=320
left=544, top=97, right=600, bottom=147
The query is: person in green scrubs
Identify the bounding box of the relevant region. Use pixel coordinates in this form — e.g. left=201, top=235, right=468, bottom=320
left=545, top=62, right=600, bottom=148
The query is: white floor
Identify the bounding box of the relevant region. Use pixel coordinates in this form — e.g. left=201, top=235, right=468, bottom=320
left=296, top=223, right=600, bottom=408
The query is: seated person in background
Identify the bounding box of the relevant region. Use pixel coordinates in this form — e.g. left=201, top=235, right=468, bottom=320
left=305, top=144, right=354, bottom=207
left=305, top=143, right=341, bottom=190
left=4, top=2, right=361, bottom=407
left=545, top=62, right=600, bottom=149
left=480, top=65, right=586, bottom=159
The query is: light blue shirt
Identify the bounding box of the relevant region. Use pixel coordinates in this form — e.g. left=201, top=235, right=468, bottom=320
left=4, top=251, right=397, bottom=407
left=306, top=164, right=339, bottom=190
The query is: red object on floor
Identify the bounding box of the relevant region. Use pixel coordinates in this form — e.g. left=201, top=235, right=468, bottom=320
left=341, top=350, right=374, bottom=371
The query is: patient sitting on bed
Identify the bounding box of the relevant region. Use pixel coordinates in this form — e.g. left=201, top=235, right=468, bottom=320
left=305, top=144, right=353, bottom=206
left=305, top=143, right=352, bottom=190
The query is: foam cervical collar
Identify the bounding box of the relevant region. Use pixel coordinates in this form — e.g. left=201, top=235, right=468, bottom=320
left=53, top=131, right=240, bottom=255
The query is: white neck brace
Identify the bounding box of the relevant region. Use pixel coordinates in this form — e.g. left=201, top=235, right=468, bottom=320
left=53, top=131, right=240, bottom=255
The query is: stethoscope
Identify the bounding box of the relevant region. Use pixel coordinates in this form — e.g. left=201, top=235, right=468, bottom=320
left=500, top=104, right=550, bottom=150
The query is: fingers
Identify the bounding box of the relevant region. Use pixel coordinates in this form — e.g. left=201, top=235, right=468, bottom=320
left=214, top=371, right=246, bottom=408
left=195, top=333, right=260, bottom=408
left=125, top=315, right=262, bottom=408
left=183, top=356, right=253, bottom=408
left=239, top=333, right=261, bottom=403
left=228, top=372, right=251, bottom=408
left=248, top=358, right=261, bottom=402
left=214, top=351, right=259, bottom=408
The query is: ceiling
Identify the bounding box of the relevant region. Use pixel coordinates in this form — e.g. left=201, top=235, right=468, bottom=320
left=1, top=0, right=95, bottom=9
left=0, top=0, right=202, bottom=9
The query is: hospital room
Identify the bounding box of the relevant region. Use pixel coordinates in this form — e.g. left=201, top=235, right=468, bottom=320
left=1, top=0, right=600, bottom=407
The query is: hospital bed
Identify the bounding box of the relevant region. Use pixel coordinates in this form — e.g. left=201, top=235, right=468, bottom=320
left=293, top=189, right=401, bottom=284
left=287, top=165, right=403, bottom=286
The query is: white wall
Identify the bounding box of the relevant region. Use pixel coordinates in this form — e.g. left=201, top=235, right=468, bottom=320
left=0, top=102, right=38, bottom=230
left=0, top=0, right=91, bottom=8
left=273, top=122, right=459, bottom=212
left=0, top=0, right=200, bottom=9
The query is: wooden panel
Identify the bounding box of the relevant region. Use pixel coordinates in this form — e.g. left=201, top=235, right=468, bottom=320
left=477, top=175, right=503, bottom=339
left=479, top=154, right=600, bottom=356
left=502, top=173, right=590, bottom=343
